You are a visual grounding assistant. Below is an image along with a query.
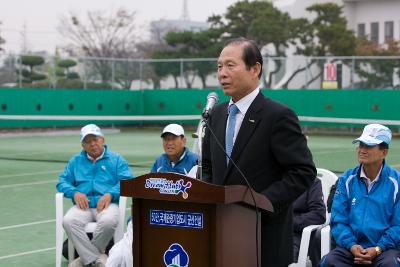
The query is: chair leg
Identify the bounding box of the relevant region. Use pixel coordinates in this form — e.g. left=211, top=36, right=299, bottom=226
left=55, top=235, right=62, bottom=267
left=55, top=192, right=64, bottom=267
left=56, top=218, right=64, bottom=267
left=68, top=239, right=75, bottom=263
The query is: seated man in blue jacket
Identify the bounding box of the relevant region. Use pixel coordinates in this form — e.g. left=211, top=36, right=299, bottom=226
left=151, top=123, right=198, bottom=175
left=106, top=124, right=198, bottom=267
left=320, top=124, right=400, bottom=267
left=57, top=124, right=133, bottom=267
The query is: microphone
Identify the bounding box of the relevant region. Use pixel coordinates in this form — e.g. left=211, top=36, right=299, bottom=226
left=202, top=92, right=219, bottom=119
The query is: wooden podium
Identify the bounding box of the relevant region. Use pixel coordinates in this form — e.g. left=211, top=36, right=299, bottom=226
left=120, top=172, right=273, bottom=267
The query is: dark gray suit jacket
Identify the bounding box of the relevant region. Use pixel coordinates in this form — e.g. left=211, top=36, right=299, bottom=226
left=202, top=92, right=316, bottom=267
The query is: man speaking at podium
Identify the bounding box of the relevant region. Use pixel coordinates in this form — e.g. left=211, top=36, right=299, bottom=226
left=202, top=38, right=316, bottom=267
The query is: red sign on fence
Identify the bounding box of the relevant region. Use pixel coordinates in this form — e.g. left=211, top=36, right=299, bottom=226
left=323, top=63, right=338, bottom=89
left=324, top=63, right=337, bottom=81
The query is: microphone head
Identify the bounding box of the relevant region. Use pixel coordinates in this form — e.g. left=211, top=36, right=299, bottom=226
left=207, top=92, right=219, bottom=102
left=202, top=92, right=219, bottom=119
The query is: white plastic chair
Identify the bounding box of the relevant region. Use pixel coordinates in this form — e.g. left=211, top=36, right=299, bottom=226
left=288, top=168, right=338, bottom=267
left=56, top=192, right=127, bottom=267
left=317, top=169, right=338, bottom=259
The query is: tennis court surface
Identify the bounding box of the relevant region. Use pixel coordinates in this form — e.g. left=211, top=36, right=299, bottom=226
left=0, top=127, right=399, bottom=266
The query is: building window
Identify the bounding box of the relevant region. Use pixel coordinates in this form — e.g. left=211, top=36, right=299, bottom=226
left=384, top=21, right=394, bottom=42
left=357, top=23, right=366, bottom=38
left=370, top=22, right=379, bottom=43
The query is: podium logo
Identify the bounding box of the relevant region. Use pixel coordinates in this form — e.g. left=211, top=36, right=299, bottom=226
left=145, top=178, right=192, bottom=199
left=164, top=243, right=189, bottom=267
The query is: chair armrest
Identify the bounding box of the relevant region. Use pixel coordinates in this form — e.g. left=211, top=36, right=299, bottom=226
left=56, top=193, right=64, bottom=226
left=296, top=224, right=324, bottom=266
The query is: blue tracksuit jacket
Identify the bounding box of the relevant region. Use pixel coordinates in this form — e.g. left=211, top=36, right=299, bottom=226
left=330, top=162, right=400, bottom=251
left=56, top=145, right=133, bottom=208
left=150, top=148, right=198, bottom=175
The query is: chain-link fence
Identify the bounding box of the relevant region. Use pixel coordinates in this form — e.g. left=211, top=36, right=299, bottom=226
left=1, top=53, right=400, bottom=90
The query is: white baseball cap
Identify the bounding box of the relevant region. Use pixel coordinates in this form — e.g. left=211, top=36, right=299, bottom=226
left=353, top=124, right=392, bottom=146
left=80, top=124, right=103, bottom=142
left=161, top=124, right=185, bottom=137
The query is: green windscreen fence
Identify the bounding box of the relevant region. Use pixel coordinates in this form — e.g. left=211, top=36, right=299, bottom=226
left=0, top=88, right=400, bottom=128
left=0, top=88, right=143, bottom=127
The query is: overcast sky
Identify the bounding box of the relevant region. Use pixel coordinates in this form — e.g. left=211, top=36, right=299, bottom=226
left=0, top=0, right=239, bottom=53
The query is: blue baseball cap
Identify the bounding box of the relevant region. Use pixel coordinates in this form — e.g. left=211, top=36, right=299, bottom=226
left=352, top=124, right=391, bottom=146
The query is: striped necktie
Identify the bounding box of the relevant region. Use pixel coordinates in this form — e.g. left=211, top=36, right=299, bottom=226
left=225, top=104, right=239, bottom=164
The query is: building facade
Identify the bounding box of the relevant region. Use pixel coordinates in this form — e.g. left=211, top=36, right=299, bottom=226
left=344, top=0, right=400, bottom=44
left=273, top=0, right=400, bottom=44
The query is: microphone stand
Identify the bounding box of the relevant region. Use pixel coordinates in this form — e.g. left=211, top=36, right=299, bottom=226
left=192, top=118, right=206, bottom=180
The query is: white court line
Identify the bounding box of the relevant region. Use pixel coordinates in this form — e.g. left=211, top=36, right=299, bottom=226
left=311, top=149, right=355, bottom=155
left=2, top=151, right=47, bottom=157
left=0, top=219, right=55, bottom=231
left=0, top=168, right=147, bottom=189
left=0, top=209, right=131, bottom=231
left=0, top=170, right=60, bottom=179
left=138, top=160, right=154, bottom=164
left=130, top=160, right=155, bottom=166
left=0, top=247, right=55, bottom=260
left=0, top=180, right=56, bottom=189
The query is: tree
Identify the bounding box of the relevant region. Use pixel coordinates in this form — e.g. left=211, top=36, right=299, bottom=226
left=184, top=29, right=223, bottom=88
left=152, top=48, right=182, bottom=88
left=282, top=3, right=356, bottom=88
left=132, top=21, right=179, bottom=89
left=55, top=58, right=83, bottom=88
left=222, top=1, right=292, bottom=48
left=19, top=55, right=47, bottom=84
left=58, top=8, right=140, bottom=88
left=153, top=28, right=223, bottom=88
left=135, top=41, right=170, bottom=89
left=207, top=1, right=295, bottom=87
left=58, top=59, right=76, bottom=71
left=57, top=59, right=79, bottom=78
left=295, top=3, right=356, bottom=57
left=354, top=38, right=400, bottom=89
